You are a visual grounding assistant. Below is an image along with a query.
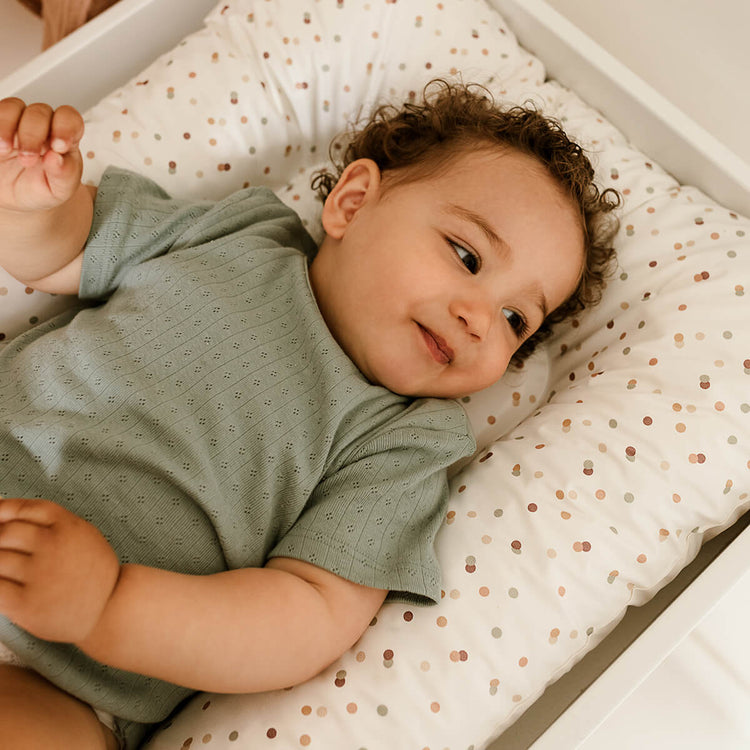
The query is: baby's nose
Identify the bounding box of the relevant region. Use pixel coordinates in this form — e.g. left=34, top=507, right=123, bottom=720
left=451, top=296, right=493, bottom=340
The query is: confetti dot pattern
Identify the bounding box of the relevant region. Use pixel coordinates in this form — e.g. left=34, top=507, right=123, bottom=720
left=2, top=1, right=746, bottom=749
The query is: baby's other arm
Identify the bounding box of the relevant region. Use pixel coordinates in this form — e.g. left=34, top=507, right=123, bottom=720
left=0, top=98, right=95, bottom=294
left=0, top=495, right=386, bottom=692
left=78, top=558, right=388, bottom=693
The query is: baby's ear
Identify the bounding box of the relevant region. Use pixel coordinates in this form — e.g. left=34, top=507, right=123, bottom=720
left=321, top=159, right=381, bottom=239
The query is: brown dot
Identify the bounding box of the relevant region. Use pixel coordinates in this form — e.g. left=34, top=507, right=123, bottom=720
left=511, top=540, right=522, bottom=550
left=383, top=649, right=394, bottom=661
left=643, top=416, right=653, bottom=425
left=527, top=503, right=537, bottom=512
left=301, top=705, right=312, bottom=716
left=625, top=446, right=636, bottom=457
left=266, top=728, right=277, bottom=739
left=403, top=611, right=413, bottom=622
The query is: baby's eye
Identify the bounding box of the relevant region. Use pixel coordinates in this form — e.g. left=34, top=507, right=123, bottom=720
left=503, top=308, right=529, bottom=338
left=450, top=240, right=480, bottom=274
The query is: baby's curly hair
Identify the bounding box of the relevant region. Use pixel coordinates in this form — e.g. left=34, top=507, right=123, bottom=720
left=313, top=80, right=621, bottom=367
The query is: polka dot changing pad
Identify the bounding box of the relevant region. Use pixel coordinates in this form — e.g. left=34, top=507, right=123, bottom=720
left=1, top=1, right=747, bottom=747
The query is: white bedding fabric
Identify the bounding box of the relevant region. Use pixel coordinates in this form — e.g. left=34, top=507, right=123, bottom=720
left=0, top=0, right=748, bottom=748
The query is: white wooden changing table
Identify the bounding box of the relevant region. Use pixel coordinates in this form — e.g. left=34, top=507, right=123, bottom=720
left=1, top=0, right=749, bottom=747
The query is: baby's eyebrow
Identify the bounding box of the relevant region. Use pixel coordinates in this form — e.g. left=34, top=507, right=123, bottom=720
left=443, top=203, right=510, bottom=257
left=444, top=202, right=550, bottom=321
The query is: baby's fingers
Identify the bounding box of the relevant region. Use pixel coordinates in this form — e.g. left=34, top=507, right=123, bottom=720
left=15, top=103, right=56, bottom=164
left=0, top=547, right=31, bottom=587
left=0, top=498, right=56, bottom=526
left=0, top=518, right=46, bottom=555
left=0, top=97, right=25, bottom=154
left=42, top=106, right=84, bottom=192
left=49, top=105, right=85, bottom=155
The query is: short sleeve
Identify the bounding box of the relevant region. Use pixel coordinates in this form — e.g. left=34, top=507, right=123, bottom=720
left=79, top=167, right=317, bottom=300
left=269, top=399, right=475, bottom=604
left=79, top=167, right=215, bottom=300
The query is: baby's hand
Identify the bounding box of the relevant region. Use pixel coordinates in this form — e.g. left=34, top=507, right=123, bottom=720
left=0, top=98, right=85, bottom=214
left=0, top=498, right=120, bottom=644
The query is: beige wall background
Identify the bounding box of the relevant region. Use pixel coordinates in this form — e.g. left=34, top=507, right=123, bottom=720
left=544, top=0, right=750, bottom=164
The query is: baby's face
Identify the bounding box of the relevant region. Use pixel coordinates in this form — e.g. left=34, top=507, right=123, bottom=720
left=310, top=148, right=584, bottom=399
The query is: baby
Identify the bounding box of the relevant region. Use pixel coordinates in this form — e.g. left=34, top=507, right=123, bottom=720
left=0, top=81, right=618, bottom=749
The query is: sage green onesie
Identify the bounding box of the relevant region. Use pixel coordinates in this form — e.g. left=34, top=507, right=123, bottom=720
left=0, top=168, right=475, bottom=747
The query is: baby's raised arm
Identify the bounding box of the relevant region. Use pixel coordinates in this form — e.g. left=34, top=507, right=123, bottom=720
left=0, top=98, right=94, bottom=294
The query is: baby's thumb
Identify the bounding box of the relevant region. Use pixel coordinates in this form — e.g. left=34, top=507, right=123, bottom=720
left=43, top=145, right=83, bottom=200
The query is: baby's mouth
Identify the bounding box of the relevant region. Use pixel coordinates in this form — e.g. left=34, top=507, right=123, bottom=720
left=418, top=324, right=454, bottom=364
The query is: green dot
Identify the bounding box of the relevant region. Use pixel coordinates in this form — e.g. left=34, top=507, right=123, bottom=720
left=377, top=705, right=388, bottom=716
left=491, top=627, right=503, bottom=639
left=728, top=435, right=737, bottom=444
left=609, top=419, right=618, bottom=428
left=624, top=492, right=634, bottom=503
